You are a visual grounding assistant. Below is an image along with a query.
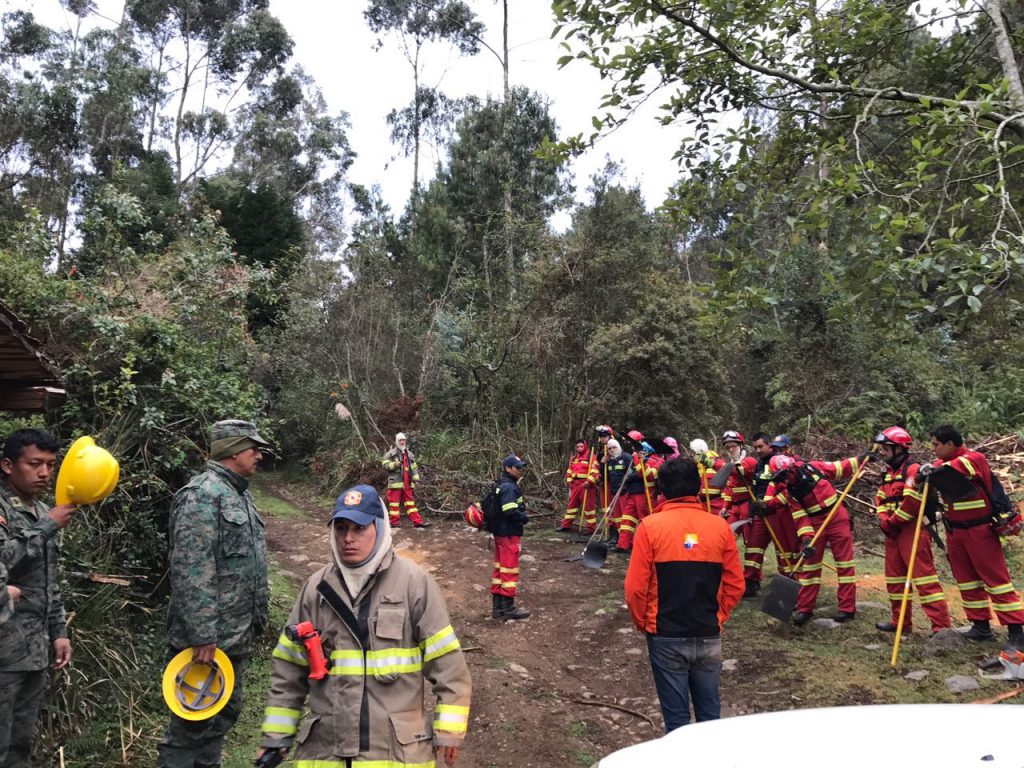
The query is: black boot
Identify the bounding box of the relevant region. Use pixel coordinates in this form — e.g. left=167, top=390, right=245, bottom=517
left=1007, top=624, right=1024, bottom=650
left=491, top=594, right=504, bottom=619
left=792, top=611, right=814, bottom=626
left=875, top=621, right=898, bottom=633
left=743, top=579, right=760, bottom=599
left=604, top=527, right=619, bottom=546
left=833, top=611, right=856, bottom=623
left=964, top=620, right=996, bottom=641
left=502, top=597, right=530, bottom=620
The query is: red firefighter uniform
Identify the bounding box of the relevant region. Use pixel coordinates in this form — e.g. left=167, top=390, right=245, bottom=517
left=765, top=457, right=862, bottom=616
left=722, top=455, right=796, bottom=583
left=616, top=452, right=661, bottom=552
left=697, top=451, right=727, bottom=514
left=930, top=447, right=1024, bottom=626
left=559, top=443, right=598, bottom=533
left=875, top=460, right=951, bottom=633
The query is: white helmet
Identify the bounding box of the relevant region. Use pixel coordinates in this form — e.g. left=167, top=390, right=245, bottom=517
left=689, top=438, right=709, bottom=453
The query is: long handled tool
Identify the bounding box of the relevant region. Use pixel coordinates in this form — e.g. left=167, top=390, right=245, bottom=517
left=891, top=477, right=930, bottom=667
left=579, top=466, right=633, bottom=569
left=761, top=456, right=872, bottom=621
left=577, top=448, right=596, bottom=535
left=638, top=452, right=655, bottom=516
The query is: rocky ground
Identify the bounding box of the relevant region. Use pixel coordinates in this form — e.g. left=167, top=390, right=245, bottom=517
left=255, top=476, right=1024, bottom=768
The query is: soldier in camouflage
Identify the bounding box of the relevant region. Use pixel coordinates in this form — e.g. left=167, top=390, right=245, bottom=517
left=0, top=429, right=79, bottom=768
left=157, top=420, right=271, bottom=768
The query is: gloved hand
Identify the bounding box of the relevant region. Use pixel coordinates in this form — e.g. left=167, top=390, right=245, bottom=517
left=698, top=454, right=716, bottom=469
left=859, top=451, right=874, bottom=463
left=750, top=500, right=768, bottom=518
left=800, top=540, right=816, bottom=561
left=878, top=517, right=899, bottom=538
left=917, top=463, right=937, bottom=479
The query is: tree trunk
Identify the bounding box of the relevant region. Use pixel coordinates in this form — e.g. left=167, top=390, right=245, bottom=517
left=989, top=0, right=1024, bottom=115
left=502, top=0, right=514, bottom=295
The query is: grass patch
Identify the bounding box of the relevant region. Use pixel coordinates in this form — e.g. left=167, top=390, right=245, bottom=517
left=250, top=483, right=310, bottom=521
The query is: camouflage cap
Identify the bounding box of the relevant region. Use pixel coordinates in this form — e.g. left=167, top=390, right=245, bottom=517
left=210, top=419, right=271, bottom=460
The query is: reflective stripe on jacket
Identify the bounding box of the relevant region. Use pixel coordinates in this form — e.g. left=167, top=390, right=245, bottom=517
left=261, top=551, right=472, bottom=765
left=382, top=450, right=420, bottom=490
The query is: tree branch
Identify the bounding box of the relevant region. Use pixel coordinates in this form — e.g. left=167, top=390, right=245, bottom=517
left=647, top=0, right=1022, bottom=131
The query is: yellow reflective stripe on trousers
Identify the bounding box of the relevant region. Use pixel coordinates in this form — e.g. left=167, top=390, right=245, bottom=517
left=422, top=625, right=461, bottom=662
left=985, top=582, right=1018, bottom=595
left=434, top=703, right=470, bottom=733
left=273, top=634, right=309, bottom=666
left=261, top=706, right=302, bottom=735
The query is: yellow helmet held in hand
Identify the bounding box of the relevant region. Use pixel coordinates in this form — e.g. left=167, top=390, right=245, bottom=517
left=55, top=436, right=120, bottom=505
left=162, top=648, right=235, bottom=721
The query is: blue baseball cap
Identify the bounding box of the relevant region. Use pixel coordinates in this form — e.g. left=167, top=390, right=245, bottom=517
left=503, top=454, right=527, bottom=469
left=771, top=434, right=792, bottom=448
left=331, top=485, right=384, bottom=526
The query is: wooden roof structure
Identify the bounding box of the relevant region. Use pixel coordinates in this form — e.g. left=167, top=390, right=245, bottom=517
left=0, top=301, right=66, bottom=412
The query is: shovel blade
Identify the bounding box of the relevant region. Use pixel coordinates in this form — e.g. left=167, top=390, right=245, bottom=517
left=582, top=540, right=609, bottom=569
left=761, top=573, right=800, bottom=622
left=709, top=462, right=735, bottom=490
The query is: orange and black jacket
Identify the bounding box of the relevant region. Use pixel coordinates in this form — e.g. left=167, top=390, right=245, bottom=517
left=624, top=497, right=745, bottom=637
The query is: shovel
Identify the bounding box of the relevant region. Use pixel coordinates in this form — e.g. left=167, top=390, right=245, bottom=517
left=580, top=466, right=633, bottom=569
left=760, top=455, right=873, bottom=621
left=709, top=461, right=736, bottom=490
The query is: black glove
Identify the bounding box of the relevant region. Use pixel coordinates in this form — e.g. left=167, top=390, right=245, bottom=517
left=918, top=464, right=937, bottom=478
left=859, top=451, right=874, bottom=463
left=800, top=541, right=816, bottom=560
left=750, top=500, right=767, bottom=518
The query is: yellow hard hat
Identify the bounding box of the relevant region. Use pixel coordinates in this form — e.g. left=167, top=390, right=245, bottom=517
left=161, top=648, right=235, bottom=721
left=55, top=436, right=120, bottom=505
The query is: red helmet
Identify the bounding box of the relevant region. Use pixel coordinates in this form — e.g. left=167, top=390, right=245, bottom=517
left=769, top=455, right=795, bottom=474
left=627, top=429, right=645, bottom=442
left=722, top=429, right=745, bottom=445
left=874, top=426, right=912, bottom=448
left=464, top=503, right=484, bottom=529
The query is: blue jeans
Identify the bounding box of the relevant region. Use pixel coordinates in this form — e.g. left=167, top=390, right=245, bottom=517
left=645, top=634, right=722, bottom=733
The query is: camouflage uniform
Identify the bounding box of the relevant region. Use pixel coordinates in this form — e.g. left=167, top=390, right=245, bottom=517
left=0, top=481, right=66, bottom=768
left=158, top=420, right=270, bottom=768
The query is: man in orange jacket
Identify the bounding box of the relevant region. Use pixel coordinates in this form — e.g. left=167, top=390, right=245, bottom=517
left=624, top=457, right=744, bottom=732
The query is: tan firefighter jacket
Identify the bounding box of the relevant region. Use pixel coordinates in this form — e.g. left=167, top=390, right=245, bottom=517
left=382, top=449, right=420, bottom=491
left=261, top=549, right=471, bottom=767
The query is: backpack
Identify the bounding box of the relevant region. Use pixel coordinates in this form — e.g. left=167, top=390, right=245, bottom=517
left=480, top=485, right=503, bottom=534
left=988, top=475, right=1022, bottom=537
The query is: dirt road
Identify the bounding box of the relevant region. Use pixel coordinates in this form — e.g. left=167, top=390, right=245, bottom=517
left=257, top=478, right=1018, bottom=767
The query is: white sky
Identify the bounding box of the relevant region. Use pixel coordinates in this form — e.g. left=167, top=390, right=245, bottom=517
left=268, top=0, right=687, bottom=227
left=19, top=0, right=688, bottom=230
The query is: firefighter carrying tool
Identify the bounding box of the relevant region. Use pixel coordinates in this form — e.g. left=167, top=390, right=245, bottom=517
left=558, top=440, right=598, bottom=534
left=615, top=431, right=661, bottom=553
left=691, top=439, right=726, bottom=515
left=763, top=453, right=867, bottom=625
left=871, top=427, right=951, bottom=636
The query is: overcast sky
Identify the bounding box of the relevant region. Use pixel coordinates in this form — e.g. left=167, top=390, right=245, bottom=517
left=22, top=0, right=689, bottom=229
left=267, top=0, right=687, bottom=226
